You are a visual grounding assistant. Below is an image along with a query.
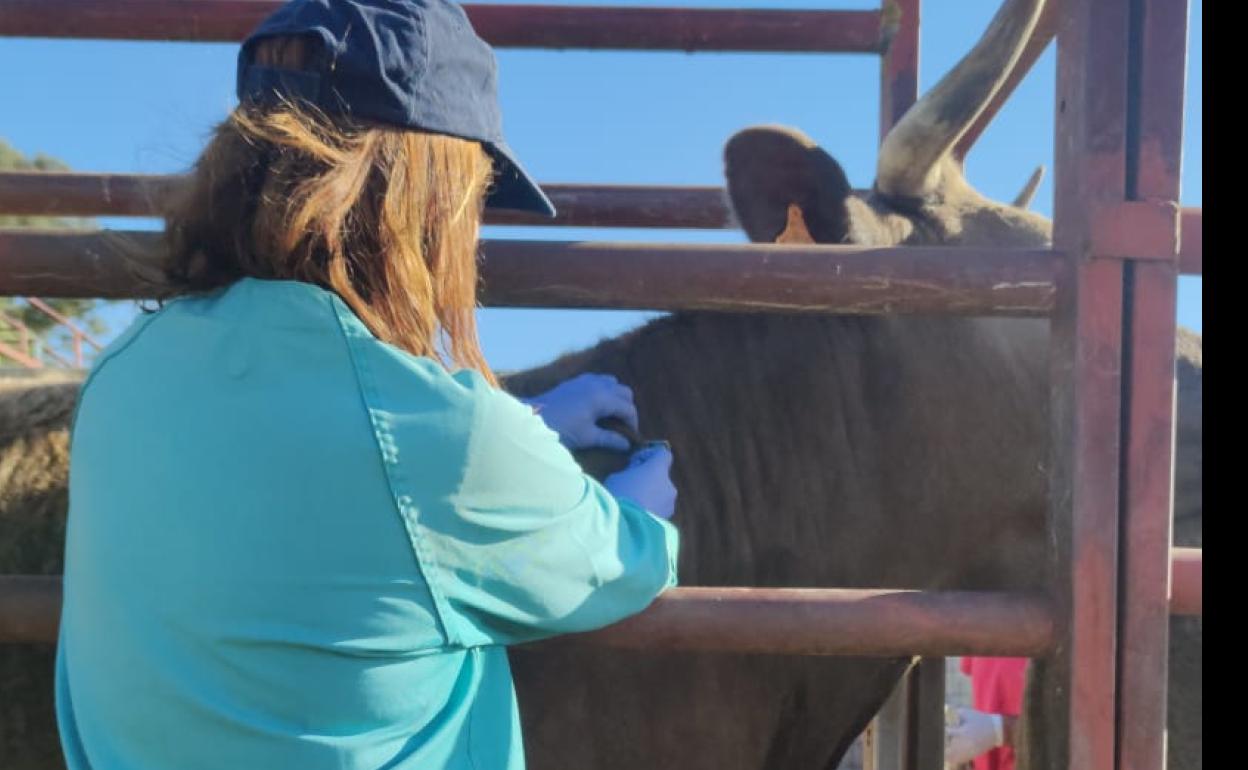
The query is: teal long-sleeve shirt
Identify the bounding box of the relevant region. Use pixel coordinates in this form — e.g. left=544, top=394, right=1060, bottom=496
left=55, top=277, right=680, bottom=770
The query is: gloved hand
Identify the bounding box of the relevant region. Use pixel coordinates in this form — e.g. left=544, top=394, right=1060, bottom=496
left=523, top=374, right=639, bottom=452
left=604, top=444, right=677, bottom=520
left=944, top=706, right=1005, bottom=768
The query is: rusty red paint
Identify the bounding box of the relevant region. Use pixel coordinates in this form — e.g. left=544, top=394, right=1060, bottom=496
left=552, top=588, right=1059, bottom=656
left=1058, top=258, right=1125, bottom=770
left=1089, top=201, right=1180, bottom=261
left=0, top=337, right=43, bottom=369
left=1048, top=0, right=1134, bottom=767
left=1116, top=2, right=1190, bottom=768
left=1170, top=548, right=1201, bottom=616
left=0, top=1, right=885, bottom=52
left=0, top=172, right=733, bottom=230
left=1, top=576, right=1057, bottom=655
left=1132, top=11, right=1189, bottom=200
left=878, top=0, right=920, bottom=143
left=25, top=297, right=104, bottom=352
left=1118, top=262, right=1179, bottom=770
left=0, top=171, right=180, bottom=218
left=0, top=229, right=1060, bottom=316
left=0, top=176, right=1203, bottom=276
left=486, top=184, right=731, bottom=229
left=1179, top=207, right=1202, bottom=275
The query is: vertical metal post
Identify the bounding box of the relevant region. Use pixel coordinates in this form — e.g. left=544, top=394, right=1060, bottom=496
left=1039, top=1, right=1132, bottom=768
left=879, top=0, right=920, bottom=141
left=877, top=6, right=934, bottom=766
left=1116, top=1, right=1189, bottom=769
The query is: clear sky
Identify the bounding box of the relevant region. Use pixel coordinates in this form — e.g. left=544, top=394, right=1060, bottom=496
left=0, top=0, right=1202, bottom=372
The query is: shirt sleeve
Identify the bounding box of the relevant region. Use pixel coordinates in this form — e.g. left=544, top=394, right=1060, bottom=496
left=415, top=371, right=680, bottom=648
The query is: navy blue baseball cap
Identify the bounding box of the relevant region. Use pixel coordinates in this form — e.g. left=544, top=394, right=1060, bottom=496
left=237, top=0, right=555, bottom=217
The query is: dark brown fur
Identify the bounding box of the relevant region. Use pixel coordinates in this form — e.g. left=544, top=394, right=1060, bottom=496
left=504, top=312, right=1052, bottom=770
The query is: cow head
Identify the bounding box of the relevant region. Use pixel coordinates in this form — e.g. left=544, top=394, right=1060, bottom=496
left=724, top=0, right=1052, bottom=250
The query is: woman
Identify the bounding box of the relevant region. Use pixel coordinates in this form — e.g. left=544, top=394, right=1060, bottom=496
left=54, top=2, right=680, bottom=768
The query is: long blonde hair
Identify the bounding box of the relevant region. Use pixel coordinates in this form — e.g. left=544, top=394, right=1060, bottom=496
left=158, top=35, right=497, bottom=384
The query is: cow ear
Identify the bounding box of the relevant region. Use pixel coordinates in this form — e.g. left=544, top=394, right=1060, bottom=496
left=724, top=126, right=854, bottom=244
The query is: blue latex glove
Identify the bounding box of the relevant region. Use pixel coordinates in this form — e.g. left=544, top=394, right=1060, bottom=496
left=604, top=444, right=677, bottom=520
left=523, top=373, right=640, bottom=452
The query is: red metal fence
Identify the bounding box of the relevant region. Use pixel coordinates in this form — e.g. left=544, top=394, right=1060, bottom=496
left=0, top=295, right=103, bottom=368
left=0, top=2, right=1203, bottom=769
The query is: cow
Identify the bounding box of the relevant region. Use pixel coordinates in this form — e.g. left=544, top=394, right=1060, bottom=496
left=0, top=0, right=1200, bottom=767
left=504, top=0, right=1201, bottom=766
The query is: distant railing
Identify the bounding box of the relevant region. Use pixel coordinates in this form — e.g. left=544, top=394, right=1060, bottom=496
left=0, top=296, right=102, bottom=369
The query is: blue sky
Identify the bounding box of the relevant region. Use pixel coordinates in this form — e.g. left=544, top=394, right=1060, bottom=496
left=1, top=0, right=1202, bottom=371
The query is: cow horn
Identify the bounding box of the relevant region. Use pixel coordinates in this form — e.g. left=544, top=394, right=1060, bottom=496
left=1012, top=165, right=1045, bottom=209
left=876, top=0, right=1047, bottom=200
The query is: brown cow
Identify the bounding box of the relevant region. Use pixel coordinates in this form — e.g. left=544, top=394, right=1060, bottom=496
left=507, top=0, right=1200, bottom=766
left=0, top=0, right=1200, bottom=767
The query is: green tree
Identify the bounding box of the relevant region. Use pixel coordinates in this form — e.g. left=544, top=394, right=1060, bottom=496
left=1, top=139, right=105, bottom=366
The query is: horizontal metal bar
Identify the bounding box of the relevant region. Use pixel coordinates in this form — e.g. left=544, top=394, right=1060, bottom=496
left=0, top=172, right=733, bottom=230
left=25, top=296, right=105, bottom=350
left=498, top=185, right=731, bottom=229
left=0, top=338, right=43, bottom=369
left=1090, top=201, right=1180, bottom=261
left=1179, top=207, right=1201, bottom=276
left=0, top=171, right=179, bottom=219
left=1171, top=547, right=1202, bottom=616
left=551, top=588, right=1058, bottom=656
left=0, top=1, right=886, bottom=52
left=6, top=175, right=1194, bottom=279
left=0, top=312, right=43, bottom=368
left=0, top=229, right=1060, bottom=316
left=0, top=575, right=1055, bottom=655
left=1088, top=202, right=1202, bottom=276
left=1, top=544, right=1200, bottom=647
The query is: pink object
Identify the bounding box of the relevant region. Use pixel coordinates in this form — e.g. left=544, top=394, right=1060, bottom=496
left=959, top=656, right=1029, bottom=770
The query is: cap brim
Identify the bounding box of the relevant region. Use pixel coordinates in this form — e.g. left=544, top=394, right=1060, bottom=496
left=484, top=143, right=556, bottom=218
